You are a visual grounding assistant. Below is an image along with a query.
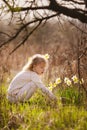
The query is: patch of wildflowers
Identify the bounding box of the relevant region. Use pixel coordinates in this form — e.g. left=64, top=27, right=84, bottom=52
left=48, top=81, right=57, bottom=91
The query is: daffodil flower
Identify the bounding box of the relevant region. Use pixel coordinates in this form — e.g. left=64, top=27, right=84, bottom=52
left=48, top=82, right=53, bottom=91
left=64, top=77, right=72, bottom=86
left=53, top=83, right=57, bottom=88
left=55, top=78, right=62, bottom=84
left=44, top=54, right=50, bottom=60
left=48, top=86, right=53, bottom=91
left=80, top=78, right=84, bottom=84
left=49, top=82, right=53, bottom=87
left=64, top=77, right=69, bottom=83
left=28, top=57, right=31, bottom=61
left=48, top=82, right=56, bottom=91
left=72, top=75, right=79, bottom=84
left=66, top=80, right=72, bottom=86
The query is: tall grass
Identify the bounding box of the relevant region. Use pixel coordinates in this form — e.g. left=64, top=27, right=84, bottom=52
left=0, top=81, right=87, bottom=130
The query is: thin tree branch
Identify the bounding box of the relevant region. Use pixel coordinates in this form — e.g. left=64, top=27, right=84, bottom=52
left=79, top=47, right=87, bottom=59
left=63, top=0, right=84, bottom=5
left=68, top=21, right=87, bottom=34
left=9, top=21, right=42, bottom=54
left=0, top=31, right=11, bottom=38
left=2, top=0, right=13, bottom=12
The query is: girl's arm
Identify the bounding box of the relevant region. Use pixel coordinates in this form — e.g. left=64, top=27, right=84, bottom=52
left=35, top=82, right=57, bottom=101
left=32, top=72, right=57, bottom=101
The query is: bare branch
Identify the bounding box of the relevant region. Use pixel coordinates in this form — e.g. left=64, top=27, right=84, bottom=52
left=2, top=0, right=87, bottom=24
left=0, top=31, right=11, bottom=38
left=63, top=0, right=84, bottom=5
left=84, top=0, right=87, bottom=8
left=9, top=21, right=42, bottom=54
left=0, top=0, right=87, bottom=52
left=49, top=0, right=87, bottom=23
left=0, top=13, right=59, bottom=48
left=2, top=0, right=13, bottom=11
left=68, top=21, right=87, bottom=34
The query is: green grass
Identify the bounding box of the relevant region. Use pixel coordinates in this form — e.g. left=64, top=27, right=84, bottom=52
left=0, top=82, right=87, bottom=130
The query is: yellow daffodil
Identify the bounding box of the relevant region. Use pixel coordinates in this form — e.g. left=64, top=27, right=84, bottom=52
left=28, top=57, right=31, bottom=61
left=48, top=86, right=53, bottom=91
left=49, top=82, right=53, bottom=87
left=44, top=54, right=50, bottom=60
left=53, top=83, right=57, bottom=87
left=48, top=82, right=56, bottom=91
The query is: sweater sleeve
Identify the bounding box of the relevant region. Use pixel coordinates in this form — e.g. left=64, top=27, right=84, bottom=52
left=36, top=82, right=57, bottom=100
left=31, top=73, right=57, bottom=100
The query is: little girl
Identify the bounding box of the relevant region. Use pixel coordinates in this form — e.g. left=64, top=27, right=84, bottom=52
left=7, top=54, right=57, bottom=103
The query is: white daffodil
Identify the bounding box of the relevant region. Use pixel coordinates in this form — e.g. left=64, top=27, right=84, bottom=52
left=64, top=77, right=72, bottom=86
left=80, top=78, right=84, bottom=84
left=64, top=77, right=69, bottom=83
left=72, top=75, right=79, bottom=83
left=66, top=79, right=72, bottom=86
left=55, top=78, right=62, bottom=84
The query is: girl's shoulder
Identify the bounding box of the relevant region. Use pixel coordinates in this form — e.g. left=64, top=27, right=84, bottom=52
left=20, top=70, right=42, bottom=83
left=16, top=70, right=31, bottom=77
left=30, top=71, right=42, bottom=83
left=21, top=70, right=37, bottom=77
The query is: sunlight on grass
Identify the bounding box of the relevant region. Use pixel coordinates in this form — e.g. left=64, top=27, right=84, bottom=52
left=0, top=80, right=87, bottom=130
